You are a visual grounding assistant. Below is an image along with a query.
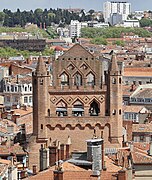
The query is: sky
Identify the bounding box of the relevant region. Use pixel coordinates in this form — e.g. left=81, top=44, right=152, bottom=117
left=0, top=0, right=152, bottom=12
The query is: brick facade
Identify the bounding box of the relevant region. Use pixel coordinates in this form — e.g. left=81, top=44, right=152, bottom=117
left=29, top=44, right=123, bottom=170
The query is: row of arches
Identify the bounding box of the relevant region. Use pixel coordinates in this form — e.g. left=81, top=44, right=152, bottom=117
left=49, top=99, right=100, bottom=117
left=47, top=123, right=110, bottom=131
left=60, top=71, right=95, bottom=86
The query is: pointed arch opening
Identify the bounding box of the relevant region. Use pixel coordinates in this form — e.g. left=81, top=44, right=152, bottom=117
left=72, top=99, right=84, bottom=117
left=56, top=100, right=67, bottom=117
left=86, top=72, right=95, bottom=86
left=89, top=100, right=100, bottom=116
left=60, top=72, right=69, bottom=86
left=73, top=72, right=82, bottom=86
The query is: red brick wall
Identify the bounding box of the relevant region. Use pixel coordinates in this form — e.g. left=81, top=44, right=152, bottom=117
left=10, top=64, right=32, bottom=75
left=123, top=121, right=133, bottom=141
left=16, top=113, right=33, bottom=134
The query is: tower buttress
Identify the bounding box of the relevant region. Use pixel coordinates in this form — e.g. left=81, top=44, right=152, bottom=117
left=32, top=55, right=50, bottom=139
left=107, top=52, right=123, bottom=146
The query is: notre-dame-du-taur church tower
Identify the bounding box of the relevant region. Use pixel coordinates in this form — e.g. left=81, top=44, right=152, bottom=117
left=28, top=44, right=123, bottom=169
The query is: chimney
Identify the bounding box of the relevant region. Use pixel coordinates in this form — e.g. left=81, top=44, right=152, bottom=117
left=86, top=138, right=104, bottom=176
left=66, top=144, right=70, bottom=159
left=40, top=144, right=48, bottom=171
left=118, top=169, right=127, bottom=180
left=60, top=144, right=65, bottom=160
left=54, top=170, right=63, bottom=180
left=149, top=141, right=152, bottom=156
left=66, top=136, right=71, bottom=159
left=49, top=146, right=58, bottom=166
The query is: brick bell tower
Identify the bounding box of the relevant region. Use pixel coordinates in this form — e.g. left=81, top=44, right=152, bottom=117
left=107, top=52, right=123, bottom=146
left=32, top=55, right=50, bottom=140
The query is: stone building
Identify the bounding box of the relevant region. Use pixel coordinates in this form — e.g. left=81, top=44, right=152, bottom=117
left=29, top=44, right=123, bottom=169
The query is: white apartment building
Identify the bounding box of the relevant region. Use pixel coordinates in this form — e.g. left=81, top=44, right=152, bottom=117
left=1, top=75, right=33, bottom=108
left=103, top=1, right=131, bottom=23
left=122, top=20, right=140, bottom=27
left=69, top=20, right=87, bottom=37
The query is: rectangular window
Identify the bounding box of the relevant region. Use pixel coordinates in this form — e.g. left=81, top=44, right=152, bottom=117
left=14, top=96, right=18, bottom=102
left=18, top=86, right=21, bottom=92
left=6, top=96, right=10, bottom=102
left=24, top=97, right=28, bottom=103
left=29, top=96, right=32, bottom=103
left=140, top=135, right=144, bottom=142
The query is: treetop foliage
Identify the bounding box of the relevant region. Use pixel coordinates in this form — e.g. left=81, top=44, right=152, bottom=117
left=81, top=27, right=152, bottom=39
left=81, top=27, right=152, bottom=45
left=0, top=47, right=54, bottom=58
left=0, top=8, right=98, bottom=27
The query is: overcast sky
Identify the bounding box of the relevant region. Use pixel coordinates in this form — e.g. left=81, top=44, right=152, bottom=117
left=0, top=0, right=151, bottom=12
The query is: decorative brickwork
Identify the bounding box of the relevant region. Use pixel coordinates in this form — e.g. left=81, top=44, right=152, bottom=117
left=29, top=44, right=123, bottom=170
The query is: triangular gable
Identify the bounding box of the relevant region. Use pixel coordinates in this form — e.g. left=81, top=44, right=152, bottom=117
left=59, top=44, right=94, bottom=58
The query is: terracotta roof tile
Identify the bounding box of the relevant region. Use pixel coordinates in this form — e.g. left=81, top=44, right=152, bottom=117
left=124, top=67, right=152, bottom=77
left=123, top=105, right=147, bottom=113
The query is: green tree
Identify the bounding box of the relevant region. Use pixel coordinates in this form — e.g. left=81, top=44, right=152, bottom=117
left=139, top=18, right=152, bottom=27
left=0, top=12, right=5, bottom=25
left=91, top=37, right=107, bottom=45
left=113, top=40, right=125, bottom=46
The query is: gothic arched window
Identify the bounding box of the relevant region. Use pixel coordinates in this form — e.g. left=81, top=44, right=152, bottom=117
left=89, top=100, right=100, bottom=116
left=60, top=72, right=69, bottom=86
left=87, top=72, right=95, bottom=86
left=74, top=72, right=82, bottom=86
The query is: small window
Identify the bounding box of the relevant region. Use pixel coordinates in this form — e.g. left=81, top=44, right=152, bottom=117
left=112, top=109, right=116, bottom=115
left=14, top=96, right=18, bottom=102
left=29, top=96, right=32, bottom=103
left=6, top=96, right=10, bottom=102
left=119, top=78, right=121, bottom=84
left=112, top=78, right=116, bottom=84
left=48, top=109, right=50, bottom=116
left=40, top=79, right=43, bottom=85
left=24, top=97, right=28, bottom=103
left=7, top=86, right=10, bottom=92
left=11, top=85, right=14, bottom=92
left=119, top=109, right=121, bottom=115
left=41, top=124, right=43, bottom=129
left=140, top=135, right=144, bottom=142
left=25, top=87, right=27, bottom=91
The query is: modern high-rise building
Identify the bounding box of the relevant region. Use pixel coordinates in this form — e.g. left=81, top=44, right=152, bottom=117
left=103, top=1, right=131, bottom=23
